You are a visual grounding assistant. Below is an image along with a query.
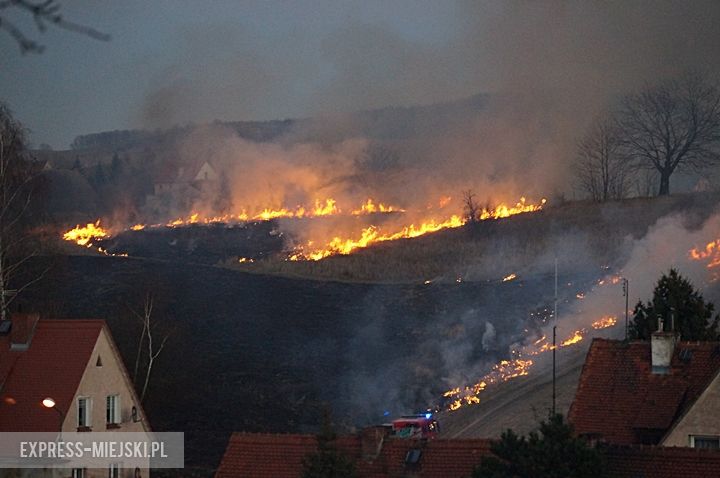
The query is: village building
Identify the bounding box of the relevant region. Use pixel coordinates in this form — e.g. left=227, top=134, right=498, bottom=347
left=146, top=160, right=219, bottom=217
left=0, top=314, right=150, bottom=478
left=569, top=325, right=720, bottom=448
left=215, top=430, right=720, bottom=478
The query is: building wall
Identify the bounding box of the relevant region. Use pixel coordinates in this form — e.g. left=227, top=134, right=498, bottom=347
left=663, top=371, right=720, bottom=447
left=62, top=328, right=150, bottom=478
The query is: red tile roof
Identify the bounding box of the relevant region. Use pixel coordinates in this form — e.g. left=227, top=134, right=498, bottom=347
left=216, top=432, right=720, bottom=478
left=605, top=445, right=720, bottom=477
left=569, top=338, right=720, bottom=445
left=215, top=432, right=493, bottom=478
left=0, top=318, right=104, bottom=432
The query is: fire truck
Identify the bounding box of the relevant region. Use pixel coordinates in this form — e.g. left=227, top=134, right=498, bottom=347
left=390, top=414, right=440, bottom=439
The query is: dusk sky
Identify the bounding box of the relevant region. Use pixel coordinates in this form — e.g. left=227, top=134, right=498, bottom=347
left=2, top=1, right=719, bottom=148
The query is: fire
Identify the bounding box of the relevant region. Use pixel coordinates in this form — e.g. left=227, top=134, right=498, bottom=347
left=591, top=316, right=617, bottom=329
left=289, top=215, right=466, bottom=260
left=690, top=239, right=720, bottom=271
left=560, top=330, right=584, bottom=347
left=479, top=197, right=546, bottom=220
left=444, top=358, right=534, bottom=410
left=502, top=273, right=517, bottom=282
left=445, top=311, right=620, bottom=411
left=62, top=221, right=108, bottom=246
left=131, top=224, right=146, bottom=231
left=351, top=199, right=403, bottom=215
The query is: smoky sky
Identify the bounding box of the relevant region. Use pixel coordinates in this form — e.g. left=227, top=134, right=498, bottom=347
left=1, top=1, right=719, bottom=148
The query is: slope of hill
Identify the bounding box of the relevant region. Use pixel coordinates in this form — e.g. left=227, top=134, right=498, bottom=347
left=236, top=192, right=720, bottom=282
left=19, top=253, right=583, bottom=474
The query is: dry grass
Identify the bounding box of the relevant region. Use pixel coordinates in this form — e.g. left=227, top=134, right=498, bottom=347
left=230, top=193, right=720, bottom=283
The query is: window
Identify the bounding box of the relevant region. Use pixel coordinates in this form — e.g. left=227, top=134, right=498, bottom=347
left=106, top=395, right=120, bottom=424
left=109, top=463, right=120, bottom=478
left=77, top=397, right=92, bottom=428
left=691, top=435, right=720, bottom=449
left=72, top=469, right=86, bottom=478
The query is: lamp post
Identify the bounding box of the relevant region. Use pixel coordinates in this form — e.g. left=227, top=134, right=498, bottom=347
left=42, top=397, right=66, bottom=435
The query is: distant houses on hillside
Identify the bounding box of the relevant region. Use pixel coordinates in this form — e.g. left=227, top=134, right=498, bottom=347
left=145, top=160, right=220, bottom=218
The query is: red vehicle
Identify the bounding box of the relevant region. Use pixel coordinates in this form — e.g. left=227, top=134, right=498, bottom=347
left=391, top=414, right=440, bottom=439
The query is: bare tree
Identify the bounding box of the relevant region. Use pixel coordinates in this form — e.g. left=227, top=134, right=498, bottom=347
left=0, top=102, right=46, bottom=320
left=574, top=118, right=630, bottom=202
left=0, top=0, right=109, bottom=54
left=616, top=72, right=720, bottom=196
left=462, top=189, right=480, bottom=223
left=130, top=294, right=168, bottom=404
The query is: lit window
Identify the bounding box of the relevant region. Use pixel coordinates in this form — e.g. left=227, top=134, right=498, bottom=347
left=106, top=395, right=120, bottom=424
left=691, top=435, right=720, bottom=449
left=77, top=397, right=92, bottom=428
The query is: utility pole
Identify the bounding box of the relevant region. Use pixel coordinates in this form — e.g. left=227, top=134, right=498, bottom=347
left=552, top=258, right=558, bottom=416
left=622, top=278, right=629, bottom=340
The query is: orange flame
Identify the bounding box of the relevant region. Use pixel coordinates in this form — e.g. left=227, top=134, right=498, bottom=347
left=62, top=221, right=108, bottom=246
left=591, top=316, right=617, bottom=329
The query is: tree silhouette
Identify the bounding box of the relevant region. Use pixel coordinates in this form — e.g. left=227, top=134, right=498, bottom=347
left=629, top=269, right=720, bottom=340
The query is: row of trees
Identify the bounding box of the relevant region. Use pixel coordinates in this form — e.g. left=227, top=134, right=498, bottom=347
left=575, top=72, right=720, bottom=199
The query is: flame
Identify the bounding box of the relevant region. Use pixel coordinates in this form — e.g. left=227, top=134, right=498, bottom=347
left=502, top=273, right=517, bottom=282
left=131, top=224, right=146, bottom=231
left=690, top=239, right=720, bottom=271
left=290, top=215, right=466, bottom=260
left=445, top=311, right=620, bottom=411
left=62, top=221, right=108, bottom=246
left=479, top=197, right=546, bottom=220
left=560, top=330, right=584, bottom=347
left=444, top=358, right=534, bottom=409
left=591, top=316, right=617, bottom=329
left=351, top=199, right=403, bottom=215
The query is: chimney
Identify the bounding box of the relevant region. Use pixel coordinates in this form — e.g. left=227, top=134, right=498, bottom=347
left=9, top=313, right=40, bottom=351
left=651, top=318, right=676, bottom=375
left=360, top=426, right=389, bottom=461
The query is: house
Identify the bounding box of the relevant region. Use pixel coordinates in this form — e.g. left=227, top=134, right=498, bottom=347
left=152, top=160, right=218, bottom=196
left=569, top=323, right=720, bottom=448
left=214, top=430, right=720, bottom=478
left=0, top=314, right=150, bottom=477
left=215, top=430, right=493, bottom=478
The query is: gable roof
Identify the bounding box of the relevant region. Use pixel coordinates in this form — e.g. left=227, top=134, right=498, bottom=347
left=605, top=445, right=720, bottom=477
left=215, top=432, right=493, bottom=478
left=0, top=318, right=104, bottom=432
left=569, top=338, right=720, bottom=445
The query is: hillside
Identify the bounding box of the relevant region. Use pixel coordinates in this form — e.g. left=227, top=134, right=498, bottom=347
left=235, top=192, right=720, bottom=282
left=18, top=254, right=585, bottom=474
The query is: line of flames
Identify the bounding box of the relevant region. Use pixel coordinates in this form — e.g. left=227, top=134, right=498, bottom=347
left=288, top=197, right=547, bottom=261
left=444, top=314, right=618, bottom=411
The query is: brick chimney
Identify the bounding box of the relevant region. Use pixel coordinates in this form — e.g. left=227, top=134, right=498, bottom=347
left=651, top=318, right=676, bottom=375
left=9, top=313, right=40, bottom=351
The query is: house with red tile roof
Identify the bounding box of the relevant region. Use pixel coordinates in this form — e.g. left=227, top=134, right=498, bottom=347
left=0, top=314, right=150, bottom=477
left=215, top=430, right=493, bottom=478
left=215, top=430, right=720, bottom=478
left=569, top=325, right=720, bottom=448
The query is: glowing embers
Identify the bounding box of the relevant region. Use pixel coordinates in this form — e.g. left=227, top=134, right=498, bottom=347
left=591, top=316, right=617, bottom=329
left=444, top=313, right=619, bottom=411
left=445, top=358, right=534, bottom=411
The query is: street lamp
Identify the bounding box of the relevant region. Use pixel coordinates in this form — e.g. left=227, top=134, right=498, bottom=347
left=42, top=397, right=66, bottom=433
